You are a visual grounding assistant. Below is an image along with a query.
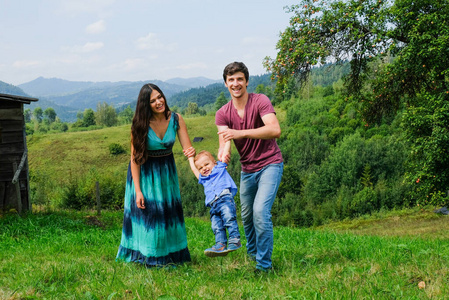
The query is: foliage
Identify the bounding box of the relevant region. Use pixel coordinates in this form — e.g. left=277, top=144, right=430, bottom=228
left=108, top=143, right=126, bottom=155
left=184, top=102, right=199, bottom=115
left=43, top=107, right=57, bottom=123
left=266, top=0, right=449, bottom=206
left=33, top=107, right=43, bottom=123
left=117, top=105, right=134, bottom=124
left=61, top=168, right=125, bottom=210
left=83, top=108, right=96, bottom=127
left=214, top=91, right=228, bottom=111
left=402, top=93, right=449, bottom=207
left=24, top=108, right=32, bottom=122
left=96, top=102, right=118, bottom=127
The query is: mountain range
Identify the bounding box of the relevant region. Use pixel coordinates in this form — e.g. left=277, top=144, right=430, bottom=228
left=0, top=77, right=223, bottom=122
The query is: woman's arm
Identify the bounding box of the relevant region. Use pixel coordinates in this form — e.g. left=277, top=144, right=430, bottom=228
left=176, top=113, right=195, bottom=157
left=130, top=143, right=145, bottom=209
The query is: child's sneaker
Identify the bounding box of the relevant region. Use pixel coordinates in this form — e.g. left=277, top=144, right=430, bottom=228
left=204, top=243, right=228, bottom=257
left=226, top=241, right=242, bottom=252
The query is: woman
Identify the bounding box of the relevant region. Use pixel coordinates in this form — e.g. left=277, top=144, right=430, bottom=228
left=116, top=83, right=195, bottom=267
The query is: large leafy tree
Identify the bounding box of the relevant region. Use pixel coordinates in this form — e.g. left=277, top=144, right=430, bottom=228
left=43, top=107, right=57, bottom=123
left=265, top=0, right=449, bottom=205
left=96, top=102, right=118, bottom=127
left=33, top=107, right=43, bottom=123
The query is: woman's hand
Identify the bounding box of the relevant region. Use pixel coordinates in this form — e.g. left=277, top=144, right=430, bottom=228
left=136, top=191, right=145, bottom=209
left=183, top=146, right=196, bottom=158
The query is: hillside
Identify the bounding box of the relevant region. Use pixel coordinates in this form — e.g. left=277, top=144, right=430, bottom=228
left=0, top=80, right=29, bottom=97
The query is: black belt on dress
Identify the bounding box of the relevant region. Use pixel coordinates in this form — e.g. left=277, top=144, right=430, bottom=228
left=147, top=149, right=173, bottom=157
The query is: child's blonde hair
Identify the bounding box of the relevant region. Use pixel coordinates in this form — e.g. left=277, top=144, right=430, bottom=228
left=194, top=150, right=216, bottom=164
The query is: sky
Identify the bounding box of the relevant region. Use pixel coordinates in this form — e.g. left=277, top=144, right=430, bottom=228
left=0, top=0, right=298, bottom=86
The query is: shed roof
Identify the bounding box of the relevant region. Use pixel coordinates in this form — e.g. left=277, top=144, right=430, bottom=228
left=0, top=93, right=38, bottom=104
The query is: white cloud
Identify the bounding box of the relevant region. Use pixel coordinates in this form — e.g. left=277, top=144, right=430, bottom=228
left=12, top=60, right=41, bottom=68
left=63, top=42, right=104, bottom=53
left=135, top=33, right=177, bottom=52
left=122, top=58, right=145, bottom=70
left=86, top=20, right=106, bottom=34
left=175, top=63, right=208, bottom=70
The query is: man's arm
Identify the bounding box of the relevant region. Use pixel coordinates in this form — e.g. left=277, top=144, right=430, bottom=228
left=217, top=113, right=281, bottom=143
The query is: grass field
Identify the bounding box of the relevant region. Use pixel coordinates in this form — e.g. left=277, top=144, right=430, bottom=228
left=1, top=208, right=448, bottom=299
left=12, top=112, right=449, bottom=299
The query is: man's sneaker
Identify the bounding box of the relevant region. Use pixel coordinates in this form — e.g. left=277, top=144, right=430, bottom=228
left=255, top=265, right=274, bottom=274
left=204, top=243, right=228, bottom=257
left=226, top=241, right=242, bottom=253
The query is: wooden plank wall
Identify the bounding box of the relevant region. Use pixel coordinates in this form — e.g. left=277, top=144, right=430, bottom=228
left=0, top=100, right=30, bottom=212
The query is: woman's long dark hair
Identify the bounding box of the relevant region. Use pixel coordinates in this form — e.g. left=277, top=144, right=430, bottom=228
left=131, top=83, right=170, bottom=165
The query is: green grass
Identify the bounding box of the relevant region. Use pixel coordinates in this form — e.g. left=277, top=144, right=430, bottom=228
left=1, top=209, right=448, bottom=299
left=19, top=112, right=449, bottom=298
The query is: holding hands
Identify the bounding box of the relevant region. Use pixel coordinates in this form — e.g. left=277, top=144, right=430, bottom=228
left=183, top=146, right=196, bottom=158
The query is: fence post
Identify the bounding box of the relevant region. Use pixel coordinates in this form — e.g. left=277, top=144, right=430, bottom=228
left=12, top=162, right=22, bottom=213
left=96, top=181, right=101, bottom=216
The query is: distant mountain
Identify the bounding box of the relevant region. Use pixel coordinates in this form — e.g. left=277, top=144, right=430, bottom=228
left=169, top=74, right=274, bottom=108
left=18, top=77, right=127, bottom=98
left=39, top=80, right=188, bottom=111
left=0, top=81, right=29, bottom=97
left=165, top=77, right=221, bottom=89
left=5, top=73, right=275, bottom=122
left=19, top=76, right=220, bottom=99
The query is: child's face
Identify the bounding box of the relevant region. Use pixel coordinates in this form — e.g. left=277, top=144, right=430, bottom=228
left=194, top=155, right=216, bottom=176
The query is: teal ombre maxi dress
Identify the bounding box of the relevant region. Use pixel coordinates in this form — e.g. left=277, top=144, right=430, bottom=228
left=116, top=113, right=191, bottom=266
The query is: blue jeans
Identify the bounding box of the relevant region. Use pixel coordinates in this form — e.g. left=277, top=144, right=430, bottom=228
left=209, top=194, right=240, bottom=245
left=240, top=162, right=283, bottom=269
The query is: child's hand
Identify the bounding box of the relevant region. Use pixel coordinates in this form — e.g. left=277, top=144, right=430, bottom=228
left=220, top=153, right=230, bottom=164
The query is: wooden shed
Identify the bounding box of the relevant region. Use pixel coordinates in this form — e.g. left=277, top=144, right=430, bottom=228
left=0, top=93, right=38, bottom=213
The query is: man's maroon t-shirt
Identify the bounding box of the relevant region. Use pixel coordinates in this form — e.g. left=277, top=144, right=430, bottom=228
left=215, top=93, right=283, bottom=173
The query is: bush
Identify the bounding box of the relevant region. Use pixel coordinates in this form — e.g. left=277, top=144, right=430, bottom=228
left=109, top=143, right=126, bottom=155
left=60, top=168, right=126, bottom=210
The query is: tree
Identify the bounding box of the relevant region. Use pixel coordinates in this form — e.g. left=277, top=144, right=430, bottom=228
left=83, top=108, right=96, bottom=127
left=24, top=109, right=32, bottom=123
left=118, top=105, right=134, bottom=124
left=96, top=102, right=118, bottom=127
left=43, top=107, right=57, bottom=123
left=214, top=92, right=228, bottom=111
left=265, top=0, right=449, bottom=205
left=185, top=102, right=199, bottom=115
left=33, top=107, right=43, bottom=123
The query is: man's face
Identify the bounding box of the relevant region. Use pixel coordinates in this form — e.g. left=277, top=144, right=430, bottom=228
left=225, top=72, right=248, bottom=99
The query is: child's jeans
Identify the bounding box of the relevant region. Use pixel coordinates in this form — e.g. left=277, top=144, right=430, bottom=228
left=209, top=194, right=240, bottom=245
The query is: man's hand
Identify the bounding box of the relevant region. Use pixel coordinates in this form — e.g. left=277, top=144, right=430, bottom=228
left=218, top=128, right=242, bottom=142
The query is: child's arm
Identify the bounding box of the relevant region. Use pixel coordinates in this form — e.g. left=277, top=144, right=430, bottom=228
left=188, top=156, right=200, bottom=179
left=220, top=140, right=231, bottom=163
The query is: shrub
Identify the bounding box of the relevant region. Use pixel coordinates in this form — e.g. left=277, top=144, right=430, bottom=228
left=109, top=143, right=126, bottom=155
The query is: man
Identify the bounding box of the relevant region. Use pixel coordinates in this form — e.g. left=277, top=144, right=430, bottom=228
left=215, top=61, right=284, bottom=272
